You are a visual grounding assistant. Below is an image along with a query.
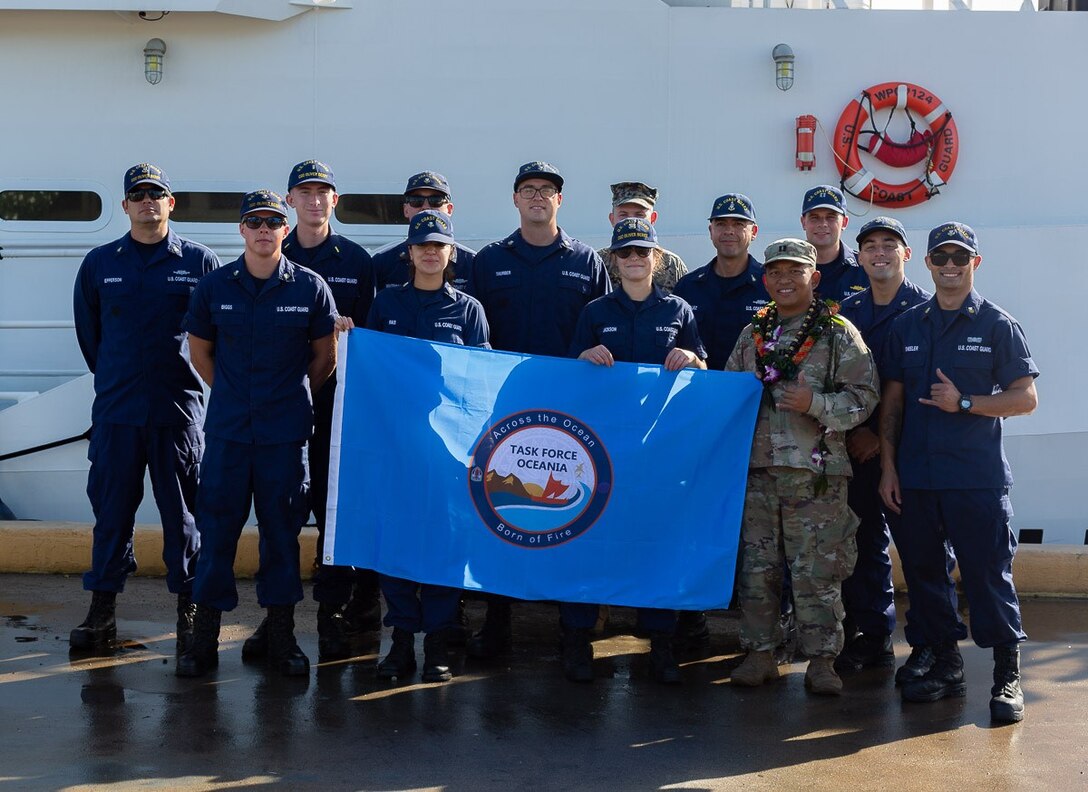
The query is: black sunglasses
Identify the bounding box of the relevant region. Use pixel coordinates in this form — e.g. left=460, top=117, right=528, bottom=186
left=929, top=250, right=973, bottom=267
left=615, top=247, right=653, bottom=259
left=404, top=196, right=449, bottom=209
left=126, top=188, right=169, bottom=202
left=242, top=216, right=288, bottom=230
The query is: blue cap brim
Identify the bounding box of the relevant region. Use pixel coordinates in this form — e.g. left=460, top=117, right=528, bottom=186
left=409, top=233, right=455, bottom=245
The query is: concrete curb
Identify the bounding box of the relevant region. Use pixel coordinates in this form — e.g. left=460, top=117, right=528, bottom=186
left=1, top=521, right=1086, bottom=596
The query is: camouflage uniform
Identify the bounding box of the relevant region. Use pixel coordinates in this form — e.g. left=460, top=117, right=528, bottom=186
left=726, top=308, right=879, bottom=657
left=598, top=246, right=688, bottom=294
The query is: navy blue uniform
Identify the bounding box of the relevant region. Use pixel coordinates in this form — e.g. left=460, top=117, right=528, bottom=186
left=817, top=244, right=869, bottom=304
left=672, top=255, right=769, bottom=371
left=565, top=286, right=705, bottom=634
left=569, top=287, right=706, bottom=366
left=371, top=240, right=477, bottom=295
left=883, top=290, right=1038, bottom=649
left=367, top=282, right=489, bottom=634
left=283, top=229, right=377, bottom=605
left=838, top=279, right=930, bottom=641
left=73, top=229, right=219, bottom=594
left=183, top=256, right=336, bottom=611
left=472, top=229, right=611, bottom=356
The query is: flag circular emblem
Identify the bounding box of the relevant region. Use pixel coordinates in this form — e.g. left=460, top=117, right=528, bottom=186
left=468, top=410, right=612, bottom=547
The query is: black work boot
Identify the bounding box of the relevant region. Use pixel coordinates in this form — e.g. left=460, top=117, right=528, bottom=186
left=902, top=641, right=966, bottom=703
left=466, top=599, right=512, bottom=659
left=673, top=610, right=711, bottom=653
left=447, top=598, right=470, bottom=647
left=378, top=627, right=417, bottom=679
left=990, top=644, right=1025, bottom=723
left=895, top=645, right=936, bottom=686
left=835, top=632, right=895, bottom=673
left=176, top=593, right=197, bottom=655
left=267, top=604, right=310, bottom=677
left=241, top=617, right=268, bottom=662
left=342, top=579, right=383, bottom=638
left=561, top=627, right=594, bottom=683
left=422, top=630, right=453, bottom=683
left=317, top=602, right=351, bottom=661
left=70, top=591, right=117, bottom=650
left=649, top=631, right=682, bottom=685
left=176, top=604, right=221, bottom=678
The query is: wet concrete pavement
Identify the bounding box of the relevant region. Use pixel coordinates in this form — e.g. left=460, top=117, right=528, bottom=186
left=2, top=575, right=1086, bottom=792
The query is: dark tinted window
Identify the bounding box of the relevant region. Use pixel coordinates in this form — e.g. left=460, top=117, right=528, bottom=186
left=172, top=192, right=247, bottom=223
left=0, top=190, right=103, bottom=221
left=335, top=194, right=408, bottom=225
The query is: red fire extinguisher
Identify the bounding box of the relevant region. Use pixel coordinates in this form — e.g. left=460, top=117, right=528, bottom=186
left=796, top=114, right=816, bottom=171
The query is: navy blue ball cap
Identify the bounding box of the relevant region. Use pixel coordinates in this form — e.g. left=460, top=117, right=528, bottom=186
left=514, top=161, right=563, bottom=191
left=856, top=216, right=907, bottom=246
left=240, top=189, right=289, bottom=219
left=404, top=171, right=451, bottom=197
left=610, top=217, right=659, bottom=250
left=288, top=160, right=336, bottom=191
left=124, top=163, right=170, bottom=194
left=802, top=184, right=847, bottom=215
left=406, top=210, right=455, bottom=245
left=927, top=221, right=978, bottom=254
left=708, top=193, right=757, bottom=222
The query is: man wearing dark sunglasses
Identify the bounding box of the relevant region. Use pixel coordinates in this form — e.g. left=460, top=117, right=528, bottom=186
left=72, top=163, right=220, bottom=655
left=468, top=161, right=611, bottom=664
left=372, top=171, right=477, bottom=293
left=177, top=190, right=338, bottom=679
left=225, top=161, right=380, bottom=664
left=879, top=222, right=1039, bottom=724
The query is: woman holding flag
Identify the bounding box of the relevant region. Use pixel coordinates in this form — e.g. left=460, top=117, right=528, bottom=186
left=364, top=210, right=490, bottom=683
left=568, top=217, right=707, bottom=684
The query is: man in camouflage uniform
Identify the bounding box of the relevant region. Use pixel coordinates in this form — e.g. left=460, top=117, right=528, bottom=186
left=726, top=238, right=879, bottom=695
left=597, top=182, right=687, bottom=293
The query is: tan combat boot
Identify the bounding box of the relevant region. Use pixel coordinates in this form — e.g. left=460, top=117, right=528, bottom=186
left=805, top=657, right=843, bottom=695
left=732, top=650, right=780, bottom=686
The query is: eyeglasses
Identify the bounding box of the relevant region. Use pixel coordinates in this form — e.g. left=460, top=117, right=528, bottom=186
left=517, top=185, right=559, bottom=199
left=929, top=250, right=973, bottom=267
left=404, top=195, right=450, bottom=209
left=126, top=188, right=168, bottom=202
left=615, top=247, right=652, bottom=259
left=242, top=216, right=288, bottom=230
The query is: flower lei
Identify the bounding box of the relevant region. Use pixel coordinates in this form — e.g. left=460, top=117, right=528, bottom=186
left=752, top=298, right=840, bottom=496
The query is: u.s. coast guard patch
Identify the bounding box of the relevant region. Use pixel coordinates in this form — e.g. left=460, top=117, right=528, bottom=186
left=468, top=410, right=612, bottom=547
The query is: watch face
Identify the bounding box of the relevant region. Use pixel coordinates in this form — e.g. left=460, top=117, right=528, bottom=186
left=960, top=397, right=972, bottom=411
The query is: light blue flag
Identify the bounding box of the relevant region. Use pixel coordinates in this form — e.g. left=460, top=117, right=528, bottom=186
left=325, top=330, right=761, bottom=610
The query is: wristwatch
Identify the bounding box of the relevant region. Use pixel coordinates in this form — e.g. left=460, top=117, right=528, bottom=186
left=958, top=395, right=973, bottom=413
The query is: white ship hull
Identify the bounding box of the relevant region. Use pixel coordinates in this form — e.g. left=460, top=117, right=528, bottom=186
left=1, top=1, right=1084, bottom=543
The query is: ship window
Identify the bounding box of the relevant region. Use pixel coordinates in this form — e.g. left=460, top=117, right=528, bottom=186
left=0, top=190, right=103, bottom=222
left=335, top=194, right=409, bottom=225
left=171, top=192, right=247, bottom=223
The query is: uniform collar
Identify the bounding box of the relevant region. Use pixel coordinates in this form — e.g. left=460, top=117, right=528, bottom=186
left=502, top=227, right=573, bottom=253
left=226, top=255, right=295, bottom=283
left=610, top=283, right=667, bottom=312
left=118, top=227, right=184, bottom=261
left=283, top=228, right=340, bottom=259
left=921, top=288, right=984, bottom=322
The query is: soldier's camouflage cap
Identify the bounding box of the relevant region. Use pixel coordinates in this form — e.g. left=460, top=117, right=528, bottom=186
left=610, top=181, right=658, bottom=210
left=764, top=238, right=817, bottom=267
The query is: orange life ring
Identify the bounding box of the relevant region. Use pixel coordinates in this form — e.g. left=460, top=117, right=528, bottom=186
left=832, top=82, right=959, bottom=209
